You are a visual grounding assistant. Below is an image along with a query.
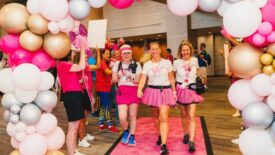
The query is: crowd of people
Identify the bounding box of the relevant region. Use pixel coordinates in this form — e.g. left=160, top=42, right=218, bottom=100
left=56, top=40, right=206, bottom=155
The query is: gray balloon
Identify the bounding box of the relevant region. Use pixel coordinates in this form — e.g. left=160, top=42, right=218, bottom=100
left=3, top=110, right=10, bottom=123
left=10, top=114, right=20, bottom=124
left=69, top=0, right=91, bottom=20
left=10, top=105, right=21, bottom=114
left=199, top=0, right=222, bottom=12
left=34, top=90, right=57, bottom=112
left=20, top=104, right=41, bottom=125
left=242, top=102, right=274, bottom=129
left=1, top=93, right=23, bottom=110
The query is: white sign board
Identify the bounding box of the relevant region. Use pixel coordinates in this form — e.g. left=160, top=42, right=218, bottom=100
left=88, top=19, right=107, bottom=48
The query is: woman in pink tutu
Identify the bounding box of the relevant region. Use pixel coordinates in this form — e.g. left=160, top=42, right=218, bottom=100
left=138, top=42, right=177, bottom=155
left=173, top=40, right=204, bottom=153
left=112, top=44, right=142, bottom=146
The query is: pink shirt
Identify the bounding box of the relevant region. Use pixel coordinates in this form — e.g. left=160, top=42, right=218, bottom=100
left=57, top=61, right=82, bottom=93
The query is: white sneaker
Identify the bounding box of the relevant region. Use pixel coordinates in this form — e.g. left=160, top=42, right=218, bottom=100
left=74, top=150, right=87, bottom=155
left=84, top=133, right=95, bottom=141
left=78, top=139, right=91, bottom=148
left=231, top=138, right=239, bottom=144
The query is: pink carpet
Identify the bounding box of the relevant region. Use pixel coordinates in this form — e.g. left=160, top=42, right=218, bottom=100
left=107, top=117, right=213, bottom=155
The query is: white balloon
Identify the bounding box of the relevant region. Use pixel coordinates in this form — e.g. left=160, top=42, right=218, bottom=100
left=20, top=104, right=41, bottom=125
left=27, top=0, right=40, bottom=14
left=217, top=0, right=232, bottom=16
left=223, top=1, right=262, bottom=37
left=167, top=0, right=199, bottom=16
left=226, top=0, right=242, bottom=3
left=239, top=128, right=274, bottom=155
left=13, top=63, right=41, bottom=90
left=37, top=72, right=55, bottom=90
left=0, top=68, right=15, bottom=93
left=1, top=93, right=22, bottom=110
left=88, top=0, right=107, bottom=8
left=15, top=89, right=38, bottom=104
left=10, top=114, right=20, bottom=124
left=199, top=0, right=222, bottom=12
left=35, top=90, right=58, bottom=112
left=246, top=0, right=268, bottom=8
left=15, top=122, right=27, bottom=132
left=10, top=105, right=21, bottom=114
left=15, top=132, right=27, bottom=142
left=6, top=122, right=16, bottom=136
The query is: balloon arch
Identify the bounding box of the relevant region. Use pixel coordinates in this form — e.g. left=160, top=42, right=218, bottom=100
left=0, top=0, right=274, bottom=155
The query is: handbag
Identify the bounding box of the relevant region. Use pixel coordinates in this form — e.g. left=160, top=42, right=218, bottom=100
left=188, top=77, right=205, bottom=94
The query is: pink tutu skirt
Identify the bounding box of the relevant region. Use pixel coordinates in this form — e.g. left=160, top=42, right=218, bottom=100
left=176, top=84, right=204, bottom=105
left=116, top=85, right=141, bottom=105
left=142, top=87, right=176, bottom=107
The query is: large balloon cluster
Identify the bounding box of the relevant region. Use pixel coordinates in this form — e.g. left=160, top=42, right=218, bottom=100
left=167, top=0, right=275, bottom=155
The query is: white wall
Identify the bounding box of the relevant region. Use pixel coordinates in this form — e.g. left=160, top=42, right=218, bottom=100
left=191, top=11, right=222, bottom=29
left=103, top=0, right=167, bottom=38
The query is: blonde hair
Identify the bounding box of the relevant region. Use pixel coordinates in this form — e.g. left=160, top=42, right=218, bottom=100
left=140, top=41, right=160, bottom=64
left=177, top=40, right=194, bottom=59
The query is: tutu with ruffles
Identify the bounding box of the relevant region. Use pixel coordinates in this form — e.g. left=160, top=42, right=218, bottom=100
left=142, top=87, right=176, bottom=107
left=176, top=84, right=204, bottom=105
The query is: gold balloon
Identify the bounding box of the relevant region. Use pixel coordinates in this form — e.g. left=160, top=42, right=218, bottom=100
left=43, top=32, right=71, bottom=59
left=263, top=65, right=275, bottom=76
left=228, top=43, right=262, bottom=78
left=19, top=30, right=43, bottom=52
left=273, top=60, right=275, bottom=68
left=46, top=150, right=65, bottom=155
left=260, top=53, right=273, bottom=65
left=267, top=43, right=275, bottom=57
left=10, top=150, right=20, bottom=155
left=28, top=14, right=49, bottom=35
left=0, top=3, right=30, bottom=34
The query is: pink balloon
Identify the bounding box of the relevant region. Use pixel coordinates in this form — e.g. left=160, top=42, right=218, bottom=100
left=27, top=0, right=40, bottom=14
left=15, top=122, right=27, bottom=133
left=228, top=79, right=264, bottom=110
left=40, top=0, right=69, bottom=21
left=62, top=15, right=75, bottom=33
left=19, top=134, right=47, bottom=155
left=9, top=48, right=33, bottom=66
left=32, top=49, right=54, bottom=71
left=267, top=95, right=275, bottom=112
left=250, top=73, right=272, bottom=96
left=258, top=22, right=273, bottom=36
left=7, top=122, right=16, bottom=137
left=45, top=127, right=65, bottom=151
left=262, top=3, right=275, bottom=28
left=36, top=113, right=57, bottom=135
left=0, top=34, right=20, bottom=54
left=244, top=33, right=268, bottom=48
left=11, top=137, right=20, bottom=149
left=108, top=0, right=134, bottom=9
left=252, top=33, right=267, bottom=46
left=271, top=73, right=275, bottom=84
left=270, top=86, right=275, bottom=97
left=26, top=126, right=36, bottom=135
left=267, top=31, right=275, bottom=42
left=15, top=132, right=27, bottom=142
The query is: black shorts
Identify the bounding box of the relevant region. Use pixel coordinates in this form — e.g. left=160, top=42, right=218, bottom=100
left=82, top=90, right=92, bottom=112
left=63, top=92, right=85, bottom=122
